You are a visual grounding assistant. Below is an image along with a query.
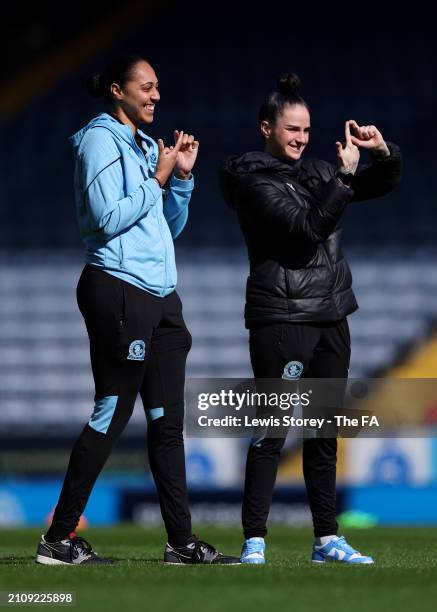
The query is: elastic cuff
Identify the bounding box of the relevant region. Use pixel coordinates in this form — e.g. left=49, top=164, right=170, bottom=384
left=314, top=528, right=338, bottom=538
left=45, top=528, right=71, bottom=543
left=170, top=173, right=195, bottom=189
left=321, top=177, right=354, bottom=214
left=167, top=530, right=193, bottom=547
left=244, top=530, right=267, bottom=539
left=330, top=175, right=354, bottom=198
left=372, top=141, right=401, bottom=162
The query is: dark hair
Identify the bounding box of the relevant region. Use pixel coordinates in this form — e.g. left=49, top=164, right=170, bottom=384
left=259, top=73, right=309, bottom=125
left=86, top=53, right=149, bottom=104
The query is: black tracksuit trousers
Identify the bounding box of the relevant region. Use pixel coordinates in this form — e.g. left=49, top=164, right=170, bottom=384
left=242, top=319, right=351, bottom=539
left=46, top=265, right=192, bottom=546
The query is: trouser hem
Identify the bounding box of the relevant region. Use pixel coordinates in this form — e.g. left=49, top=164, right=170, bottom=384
left=243, top=530, right=267, bottom=539
left=167, top=529, right=193, bottom=547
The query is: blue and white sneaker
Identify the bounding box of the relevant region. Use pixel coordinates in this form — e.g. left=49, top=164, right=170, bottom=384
left=240, top=537, right=265, bottom=564
left=312, top=536, right=374, bottom=564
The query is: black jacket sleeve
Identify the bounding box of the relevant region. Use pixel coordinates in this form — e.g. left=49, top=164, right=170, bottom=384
left=350, top=141, right=402, bottom=202
left=240, top=175, right=354, bottom=243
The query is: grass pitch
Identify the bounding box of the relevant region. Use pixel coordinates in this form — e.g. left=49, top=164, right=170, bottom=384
left=1, top=526, right=436, bottom=611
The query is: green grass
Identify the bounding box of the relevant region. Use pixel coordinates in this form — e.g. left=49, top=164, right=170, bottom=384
left=1, top=526, right=437, bottom=612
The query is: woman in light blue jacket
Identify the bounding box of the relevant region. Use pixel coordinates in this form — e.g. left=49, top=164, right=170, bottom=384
left=36, top=54, right=239, bottom=566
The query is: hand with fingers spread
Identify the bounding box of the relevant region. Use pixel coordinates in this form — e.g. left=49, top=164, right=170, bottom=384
left=155, top=130, right=185, bottom=187
left=348, top=119, right=390, bottom=158
left=173, top=129, right=199, bottom=179
left=335, top=120, right=360, bottom=176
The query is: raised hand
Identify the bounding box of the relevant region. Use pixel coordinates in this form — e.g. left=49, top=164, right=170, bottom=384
left=348, top=120, right=390, bottom=157
left=155, top=130, right=185, bottom=186
left=173, top=130, right=199, bottom=179
left=336, top=121, right=360, bottom=174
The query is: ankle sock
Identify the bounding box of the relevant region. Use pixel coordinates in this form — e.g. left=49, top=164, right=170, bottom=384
left=316, top=535, right=338, bottom=546
left=44, top=529, right=70, bottom=543
left=168, top=533, right=194, bottom=548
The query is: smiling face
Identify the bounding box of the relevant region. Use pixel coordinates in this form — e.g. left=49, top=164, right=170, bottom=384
left=110, top=60, right=160, bottom=126
left=261, top=103, right=310, bottom=161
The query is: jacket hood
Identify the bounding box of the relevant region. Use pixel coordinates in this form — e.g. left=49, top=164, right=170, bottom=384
left=69, top=112, right=153, bottom=157
left=220, top=150, right=301, bottom=209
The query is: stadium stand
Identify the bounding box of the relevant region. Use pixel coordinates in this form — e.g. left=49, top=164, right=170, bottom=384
left=0, top=250, right=436, bottom=432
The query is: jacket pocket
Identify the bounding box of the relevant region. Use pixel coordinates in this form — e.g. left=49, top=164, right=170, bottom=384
left=275, top=323, right=285, bottom=346
left=115, top=281, right=135, bottom=364
left=119, top=235, right=124, bottom=267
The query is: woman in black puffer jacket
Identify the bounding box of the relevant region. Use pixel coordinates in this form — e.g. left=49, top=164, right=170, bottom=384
left=219, top=73, right=401, bottom=565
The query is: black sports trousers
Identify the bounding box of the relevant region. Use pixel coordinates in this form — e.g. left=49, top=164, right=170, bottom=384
left=46, top=264, right=192, bottom=546
left=242, top=319, right=350, bottom=539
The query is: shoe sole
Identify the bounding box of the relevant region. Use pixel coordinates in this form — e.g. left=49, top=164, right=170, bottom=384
left=311, top=559, right=374, bottom=565
left=35, top=555, right=72, bottom=566
left=164, top=561, right=242, bottom=565
left=36, top=554, right=113, bottom=566
left=164, top=561, right=190, bottom=565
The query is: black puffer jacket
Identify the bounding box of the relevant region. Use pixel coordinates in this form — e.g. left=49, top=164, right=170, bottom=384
left=220, top=143, right=401, bottom=328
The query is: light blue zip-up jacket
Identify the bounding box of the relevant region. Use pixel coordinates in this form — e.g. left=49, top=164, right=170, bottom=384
left=69, top=112, right=194, bottom=296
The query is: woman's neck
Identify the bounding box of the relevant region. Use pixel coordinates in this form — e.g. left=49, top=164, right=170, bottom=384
left=108, top=107, right=138, bottom=135
left=264, top=144, right=299, bottom=166
left=264, top=143, right=284, bottom=161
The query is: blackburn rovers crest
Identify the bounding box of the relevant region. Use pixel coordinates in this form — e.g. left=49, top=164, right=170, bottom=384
left=127, top=340, right=146, bottom=361
left=282, top=360, right=304, bottom=380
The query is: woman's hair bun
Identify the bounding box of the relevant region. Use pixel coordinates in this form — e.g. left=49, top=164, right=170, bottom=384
left=276, top=73, right=301, bottom=96
left=86, top=72, right=104, bottom=98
